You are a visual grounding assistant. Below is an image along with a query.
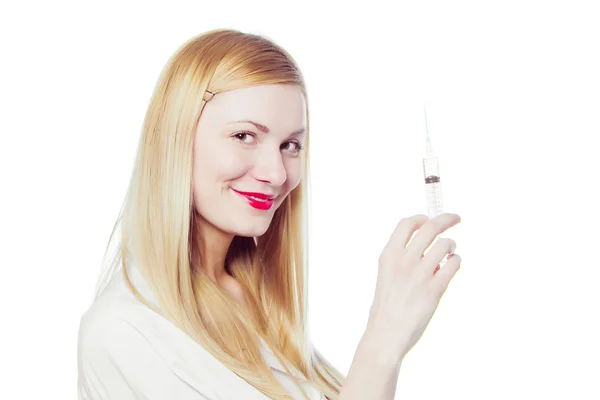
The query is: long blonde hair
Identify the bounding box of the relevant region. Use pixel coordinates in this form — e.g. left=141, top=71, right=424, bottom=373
left=92, top=29, right=345, bottom=399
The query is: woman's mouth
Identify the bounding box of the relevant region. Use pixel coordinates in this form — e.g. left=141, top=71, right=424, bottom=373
left=232, top=189, right=275, bottom=210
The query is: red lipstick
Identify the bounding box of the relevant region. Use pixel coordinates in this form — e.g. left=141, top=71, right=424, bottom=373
left=232, top=189, right=275, bottom=210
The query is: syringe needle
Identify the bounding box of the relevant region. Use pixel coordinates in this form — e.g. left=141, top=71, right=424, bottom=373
left=424, top=104, right=429, bottom=136
left=424, top=104, right=433, bottom=155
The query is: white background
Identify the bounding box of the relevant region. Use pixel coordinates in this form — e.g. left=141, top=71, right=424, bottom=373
left=1, top=1, right=598, bottom=399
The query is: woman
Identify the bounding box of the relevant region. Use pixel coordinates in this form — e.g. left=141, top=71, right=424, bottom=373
left=77, top=29, right=462, bottom=400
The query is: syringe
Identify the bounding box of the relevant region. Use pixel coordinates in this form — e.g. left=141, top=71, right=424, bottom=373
left=422, top=105, right=449, bottom=270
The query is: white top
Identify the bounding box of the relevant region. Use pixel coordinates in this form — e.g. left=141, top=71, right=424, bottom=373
left=77, top=260, right=326, bottom=400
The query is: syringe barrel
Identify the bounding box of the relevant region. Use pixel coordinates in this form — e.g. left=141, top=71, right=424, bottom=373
left=425, top=180, right=444, bottom=218
left=423, top=155, right=444, bottom=217
left=423, top=155, right=448, bottom=267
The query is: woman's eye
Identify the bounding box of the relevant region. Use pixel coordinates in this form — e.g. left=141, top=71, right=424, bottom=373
left=282, top=141, right=304, bottom=154
left=233, top=131, right=254, bottom=143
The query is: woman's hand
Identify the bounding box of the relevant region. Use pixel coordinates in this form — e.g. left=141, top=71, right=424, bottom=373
left=365, top=213, right=462, bottom=364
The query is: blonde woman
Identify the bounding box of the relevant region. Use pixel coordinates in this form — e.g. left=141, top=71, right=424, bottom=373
left=77, top=29, right=462, bottom=400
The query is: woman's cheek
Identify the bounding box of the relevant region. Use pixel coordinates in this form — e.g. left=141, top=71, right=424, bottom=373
left=287, top=168, right=302, bottom=191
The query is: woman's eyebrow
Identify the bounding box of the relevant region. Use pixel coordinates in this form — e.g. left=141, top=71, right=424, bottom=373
left=229, top=120, right=305, bottom=136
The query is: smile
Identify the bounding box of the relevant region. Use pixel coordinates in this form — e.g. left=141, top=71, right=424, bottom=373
left=232, top=189, right=275, bottom=210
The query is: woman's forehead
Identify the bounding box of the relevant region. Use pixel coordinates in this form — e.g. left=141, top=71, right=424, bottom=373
left=203, top=85, right=307, bottom=132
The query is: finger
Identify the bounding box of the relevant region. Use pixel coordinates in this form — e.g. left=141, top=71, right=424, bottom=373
left=383, top=214, right=429, bottom=253
left=422, top=237, right=456, bottom=276
left=407, top=213, right=461, bottom=258
left=431, top=254, right=461, bottom=291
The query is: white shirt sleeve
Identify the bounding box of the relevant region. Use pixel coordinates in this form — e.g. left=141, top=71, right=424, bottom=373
left=78, top=315, right=213, bottom=400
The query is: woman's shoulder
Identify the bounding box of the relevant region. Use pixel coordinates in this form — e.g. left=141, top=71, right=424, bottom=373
left=77, top=273, right=276, bottom=399
left=78, top=265, right=232, bottom=371
left=77, top=294, right=227, bottom=400
left=78, top=265, right=176, bottom=372
left=77, top=268, right=231, bottom=399
left=79, top=268, right=154, bottom=331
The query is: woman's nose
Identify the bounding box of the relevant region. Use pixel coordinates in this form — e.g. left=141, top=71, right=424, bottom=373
left=253, top=150, right=287, bottom=186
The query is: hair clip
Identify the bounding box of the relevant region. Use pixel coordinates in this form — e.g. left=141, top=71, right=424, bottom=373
left=203, top=89, right=215, bottom=102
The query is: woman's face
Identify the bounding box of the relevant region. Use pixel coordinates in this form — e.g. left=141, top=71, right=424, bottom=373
left=192, top=84, right=307, bottom=238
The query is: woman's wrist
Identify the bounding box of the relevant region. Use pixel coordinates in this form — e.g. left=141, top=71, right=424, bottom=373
left=358, top=327, right=405, bottom=372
